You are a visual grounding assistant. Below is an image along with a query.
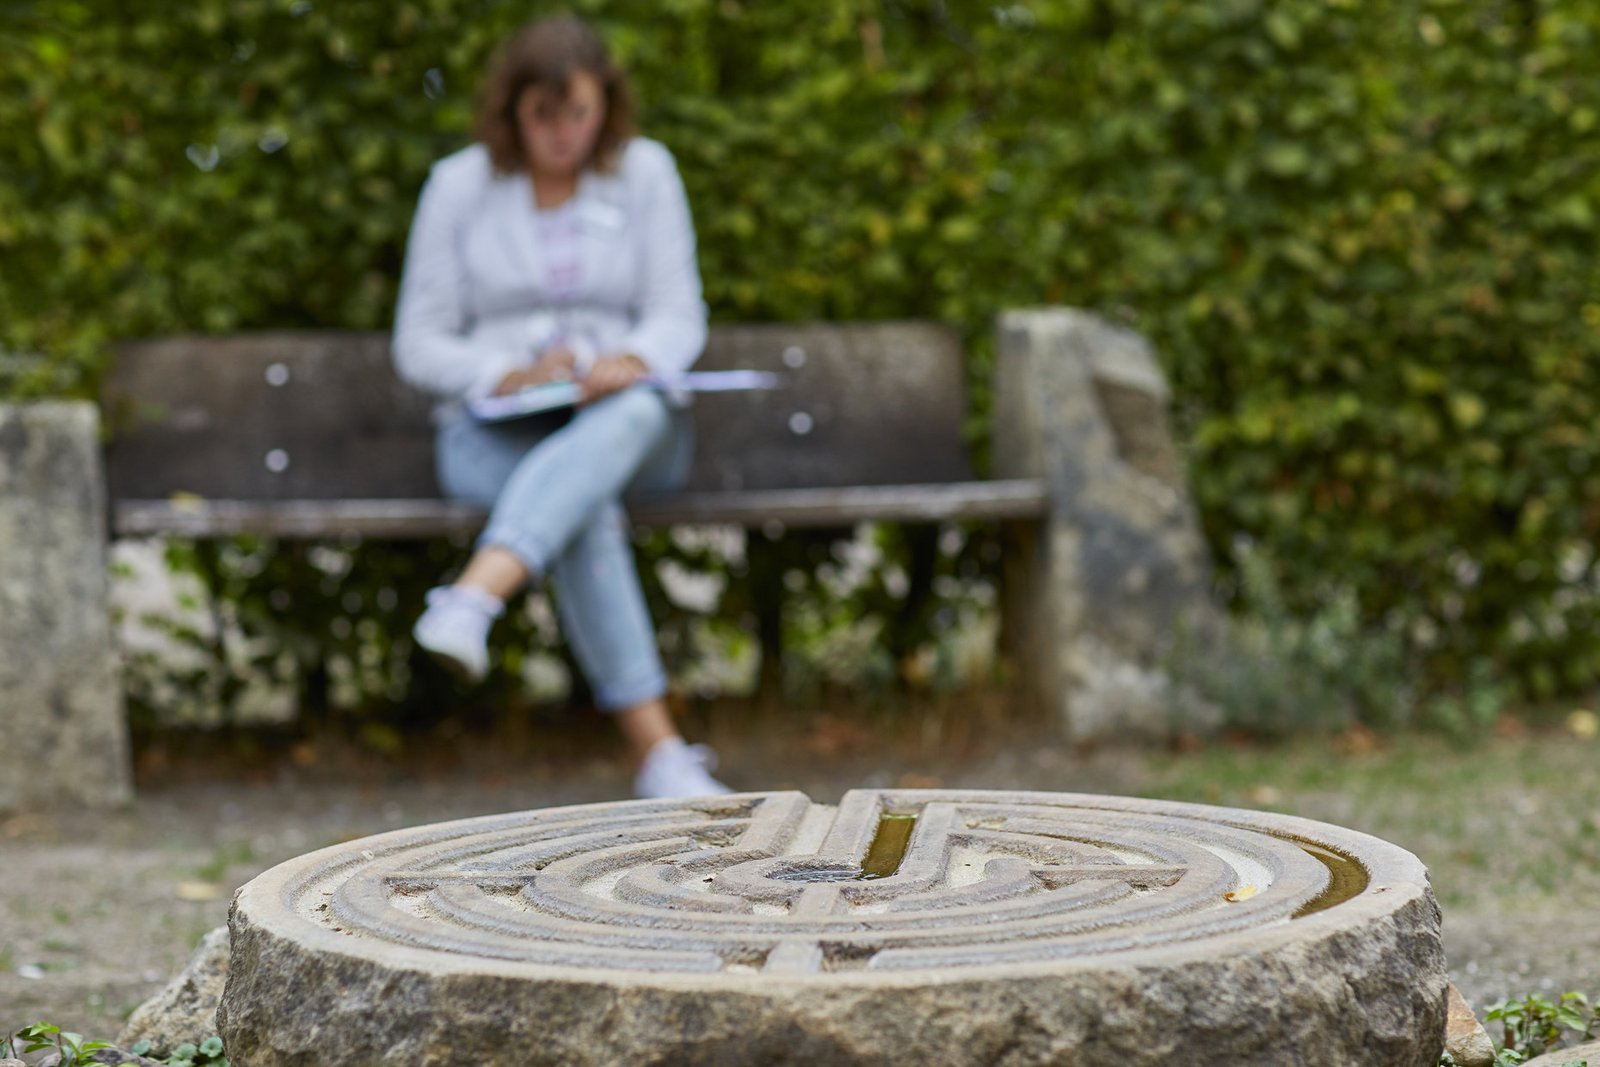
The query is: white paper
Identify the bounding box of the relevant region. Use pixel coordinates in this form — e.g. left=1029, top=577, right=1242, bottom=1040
left=467, top=371, right=785, bottom=423
left=467, top=381, right=583, bottom=422
left=656, top=370, right=786, bottom=392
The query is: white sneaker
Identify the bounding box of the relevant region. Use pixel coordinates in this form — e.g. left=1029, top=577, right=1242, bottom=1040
left=634, top=737, right=733, bottom=799
left=412, top=585, right=503, bottom=684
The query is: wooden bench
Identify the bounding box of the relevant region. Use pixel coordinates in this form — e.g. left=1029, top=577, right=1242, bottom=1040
left=103, top=322, right=1048, bottom=538
left=0, top=308, right=1217, bottom=809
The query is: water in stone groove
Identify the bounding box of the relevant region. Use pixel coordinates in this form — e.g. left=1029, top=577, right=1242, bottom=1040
left=859, top=812, right=917, bottom=880
left=1294, top=841, right=1371, bottom=918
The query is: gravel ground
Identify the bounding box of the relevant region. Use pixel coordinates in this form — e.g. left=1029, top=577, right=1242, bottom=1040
left=2, top=726, right=1596, bottom=1042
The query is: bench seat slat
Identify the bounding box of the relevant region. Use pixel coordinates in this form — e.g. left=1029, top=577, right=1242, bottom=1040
left=104, top=325, right=978, bottom=500
left=112, top=480, right=1049, bottom=539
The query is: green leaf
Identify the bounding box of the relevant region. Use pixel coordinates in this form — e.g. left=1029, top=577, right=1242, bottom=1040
left=1447, top=392, right=1487, bottom=430
left=1262, top=142, right=1311, bottom=176
left=1265, top=12, right=1302, bottom=51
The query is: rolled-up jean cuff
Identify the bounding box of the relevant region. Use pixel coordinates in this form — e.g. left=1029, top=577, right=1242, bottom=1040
left=477, top=526, right=549, bottom=577
left=594, top=670, right=669, bottom=713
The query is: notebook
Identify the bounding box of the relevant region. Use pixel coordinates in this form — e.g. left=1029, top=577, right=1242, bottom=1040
left=468, top=370, right=785, bottom=423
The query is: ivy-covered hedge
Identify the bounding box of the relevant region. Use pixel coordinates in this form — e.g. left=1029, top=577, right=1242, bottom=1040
left=4, top=0, right=1599, bottom=700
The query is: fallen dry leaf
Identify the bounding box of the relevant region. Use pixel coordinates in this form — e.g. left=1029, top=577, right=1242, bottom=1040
left=1224, top=884, right=1259, bottom=903
left=1568, top=709, right=1598, bottom=741
left=175, top=881, right=224, bottom=902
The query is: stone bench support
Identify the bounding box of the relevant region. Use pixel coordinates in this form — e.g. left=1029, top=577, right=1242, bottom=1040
left=0, top=401, right=132, bottom=809
left=994, top=308, right=1219, bottom=741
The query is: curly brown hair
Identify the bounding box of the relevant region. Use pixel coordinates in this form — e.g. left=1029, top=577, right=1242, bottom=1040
left=473, top=14, right=635, bottom=175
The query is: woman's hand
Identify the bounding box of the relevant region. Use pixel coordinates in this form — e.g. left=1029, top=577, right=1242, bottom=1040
left=492, top=347, right=577, bottom=396
left=579, top=354, right=649, bottom=403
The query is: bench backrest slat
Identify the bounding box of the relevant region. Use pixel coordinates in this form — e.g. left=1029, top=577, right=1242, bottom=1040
left=104, top=324, right=973, bottom=501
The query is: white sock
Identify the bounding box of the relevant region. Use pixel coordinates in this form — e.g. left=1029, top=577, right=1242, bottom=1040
left=427, top=584, right=506, bottom=619
left=421, top=585, right=504, bottom=641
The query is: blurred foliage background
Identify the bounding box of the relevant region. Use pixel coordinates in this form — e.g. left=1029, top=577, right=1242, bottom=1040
left=4, top=0, right=1600, bottom=733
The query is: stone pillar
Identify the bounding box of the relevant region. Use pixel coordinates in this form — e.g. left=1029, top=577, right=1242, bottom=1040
left=0, top=402, right=132, bottom=808
left=993, top=308, right=1219, bottom=741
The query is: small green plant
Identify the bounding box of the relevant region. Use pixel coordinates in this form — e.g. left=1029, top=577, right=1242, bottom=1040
left=130, top=1034, right=230, bottom=1066
left=1171, top=547, right=1510, bottom=738
left=1437, top=990, right=1598, bottom=1065
left=1487, top=991, right=1599, bottom=1062
left=1170, top=549, right=1414, bottom=735
left=1, top=1024, right=229, bottom=1066
left=1, top=1023, right=113, bottom=1065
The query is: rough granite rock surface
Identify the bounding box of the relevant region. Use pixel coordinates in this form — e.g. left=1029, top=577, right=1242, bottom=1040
left=0, top=402, right=130, bottom=810
left=88, top=1051, right=164, bottom=1066
left=1523, top=1041, right=1600, bottom=1066
left=118, top=926, right=230, bottom=1056
left=220, top=790, right=1448, bottom=1066
left=1443, top=982, right=1496, bottom=1067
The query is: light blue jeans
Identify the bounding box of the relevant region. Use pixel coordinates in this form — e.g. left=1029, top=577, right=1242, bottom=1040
left=435, top=387, right=693, bottom=711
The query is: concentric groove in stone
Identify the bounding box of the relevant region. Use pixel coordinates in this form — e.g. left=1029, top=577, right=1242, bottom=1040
left=272, top=789, right=1411, bottom=977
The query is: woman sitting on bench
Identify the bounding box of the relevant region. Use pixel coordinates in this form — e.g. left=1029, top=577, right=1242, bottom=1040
left=392, top=14, right=728, bottom=798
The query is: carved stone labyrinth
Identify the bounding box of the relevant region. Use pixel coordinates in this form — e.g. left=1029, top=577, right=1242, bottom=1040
left=220, top=791, right=1450, bottom=1066
left=259, top=791, right=1368, bottom=974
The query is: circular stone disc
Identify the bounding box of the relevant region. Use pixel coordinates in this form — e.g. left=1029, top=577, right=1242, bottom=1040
left=219, top=790, right=1446, bottom=1066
